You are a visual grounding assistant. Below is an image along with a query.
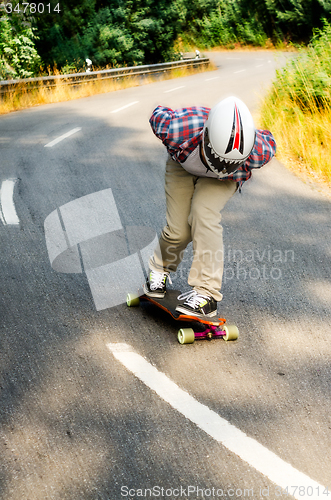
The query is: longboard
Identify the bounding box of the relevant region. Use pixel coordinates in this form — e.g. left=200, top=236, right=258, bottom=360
left=126, top=289, right=239, bottom=344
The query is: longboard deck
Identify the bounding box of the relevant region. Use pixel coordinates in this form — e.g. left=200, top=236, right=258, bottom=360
left=141, top=289, right=225, bottom=327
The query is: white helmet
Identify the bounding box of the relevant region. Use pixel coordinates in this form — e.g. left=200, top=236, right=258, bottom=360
left=202, top=96, right=256, bottom=177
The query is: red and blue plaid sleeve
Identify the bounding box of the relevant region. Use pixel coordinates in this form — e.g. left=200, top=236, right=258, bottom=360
left=226, top=130, right=276, bottom=184
left=244, top=130, right=276, bottom=170
left=149, top=105, right=210, bottom=161
left=149, top=106, right=173, bottom=144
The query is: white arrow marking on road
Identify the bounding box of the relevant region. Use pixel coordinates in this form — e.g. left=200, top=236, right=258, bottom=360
left=110, top=101, right=139, bottom=113
left=44, top=127, right=81, bottom=148
left=0, top=178, right=19, bottom=225
left=107, top=343, right=327, bottom=500
left=164, top=86, right=185, bottom=93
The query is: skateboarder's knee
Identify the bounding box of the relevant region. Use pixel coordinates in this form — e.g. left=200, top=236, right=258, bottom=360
left=162, top=225, right=191, bottom=245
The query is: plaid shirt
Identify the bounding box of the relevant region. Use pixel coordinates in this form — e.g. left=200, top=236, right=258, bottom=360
left=150, top=105, right=276, bottom=185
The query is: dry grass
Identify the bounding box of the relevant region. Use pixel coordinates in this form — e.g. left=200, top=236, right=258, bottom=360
left=260, top=24, right=331, bottom=194
left=0, top=62, right=216, bottom=115
left=260, top=85, right=331, bottom=194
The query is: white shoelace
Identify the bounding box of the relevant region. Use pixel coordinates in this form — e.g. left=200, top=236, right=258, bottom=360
left=177, top=290, right=208, bottom=308
left=150, top=271, right=171, bottom=290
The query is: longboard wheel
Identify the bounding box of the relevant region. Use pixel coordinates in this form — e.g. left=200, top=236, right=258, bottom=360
left=178, top=328, right=195, bottom=345
left=223, top=324, right=239, bottom=341
left=126, top=293, right=140, bottom=307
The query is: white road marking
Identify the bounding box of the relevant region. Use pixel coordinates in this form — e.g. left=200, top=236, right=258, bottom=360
left=205, top=76, right=220, bottom=81
left=44, top=127, right=81, bottom=148
left=164, top=86, right=185, bottom=93
left=107, top=343, right=327, bottom=500
left=0, top=207, right=5, bottom=224
left=110, top=101, right=139, bottom=113
left=234, top=69, right=246, bottom=74
left=255, top=64, right=264, bottom=68
left=0, top=178, right=19, bottom=225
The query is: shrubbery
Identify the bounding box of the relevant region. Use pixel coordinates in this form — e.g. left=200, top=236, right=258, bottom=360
left=1, top=0, right=331, bottom=78
left=267, top=21, right=331, bottom=111
left=261, top=21, right=331, bottom=182
left=32, top=0, right=188, bottom=71
left=0, top=12, right=41, bottom=79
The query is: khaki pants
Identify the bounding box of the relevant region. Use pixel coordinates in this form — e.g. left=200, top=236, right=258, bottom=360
left=149, top=157, right=237, bottom=301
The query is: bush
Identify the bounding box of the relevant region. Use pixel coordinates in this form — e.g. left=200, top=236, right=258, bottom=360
left=266, top=20, right=331, bottom=111
left=0, top=13, right=41, bottom=79
left=33, top=0, right=186, bottom=71
left=261, top=21, right=331, bottom=183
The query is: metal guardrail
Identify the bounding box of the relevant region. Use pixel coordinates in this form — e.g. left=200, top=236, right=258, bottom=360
left=0, top=57, right=210, bottom=94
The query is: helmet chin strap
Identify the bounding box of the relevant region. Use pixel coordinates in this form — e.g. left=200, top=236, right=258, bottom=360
left=216, top=170, right=230, bottom=179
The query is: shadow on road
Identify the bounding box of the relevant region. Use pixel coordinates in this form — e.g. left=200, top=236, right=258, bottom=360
left=0, top=100, right=330, bottom=498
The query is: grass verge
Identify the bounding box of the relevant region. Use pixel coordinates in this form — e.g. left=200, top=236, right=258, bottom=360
left=261, top=94, right=331, bottom=192
left=260, top=24, right=331, bottom=194
left=0, top=62, right=216, bottom=115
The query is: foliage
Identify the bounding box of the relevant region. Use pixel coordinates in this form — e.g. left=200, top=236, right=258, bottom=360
left=0, top=7, right=41, bottom=79
left=2, top=0, right=331, bottom=77
left=266, top=20, right=331, bottom=111
left=31, top=0, right=331, bottom=73
left=180, top=0, right=274, bottom=49
left=181, top=0, right=331, bottom=49
left=261, top=20, right=331, bottom=184
left=33, top=0, right=186, bottom=71
left=265, top=0, right=331, bottom=42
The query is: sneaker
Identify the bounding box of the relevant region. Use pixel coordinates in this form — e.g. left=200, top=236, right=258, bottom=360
left=143, top=270, right=171, bottom=298
left=176, top=290, right=217, bottom=317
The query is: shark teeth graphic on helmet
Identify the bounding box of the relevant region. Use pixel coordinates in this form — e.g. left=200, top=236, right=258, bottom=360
left=203, top=125, right=246, bottom=176
left=207, top=143, right=223, bottom=160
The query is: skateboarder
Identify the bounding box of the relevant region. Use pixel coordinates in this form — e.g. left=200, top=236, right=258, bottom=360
left=144, top=96, right=276, bottom=317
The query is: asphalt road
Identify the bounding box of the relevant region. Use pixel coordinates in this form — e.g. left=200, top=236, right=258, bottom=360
left=0, top=51, right=330, bottom=500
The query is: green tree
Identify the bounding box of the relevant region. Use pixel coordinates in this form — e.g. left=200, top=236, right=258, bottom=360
left=265, top=0, right=330, bottom=41
left=33, top=0, right=187, bottom=71
left=7, top=0, right=331, bottom=77
left=0, top=8, right=41, bottom=79
left=179, top=0, right=331, bottom=49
